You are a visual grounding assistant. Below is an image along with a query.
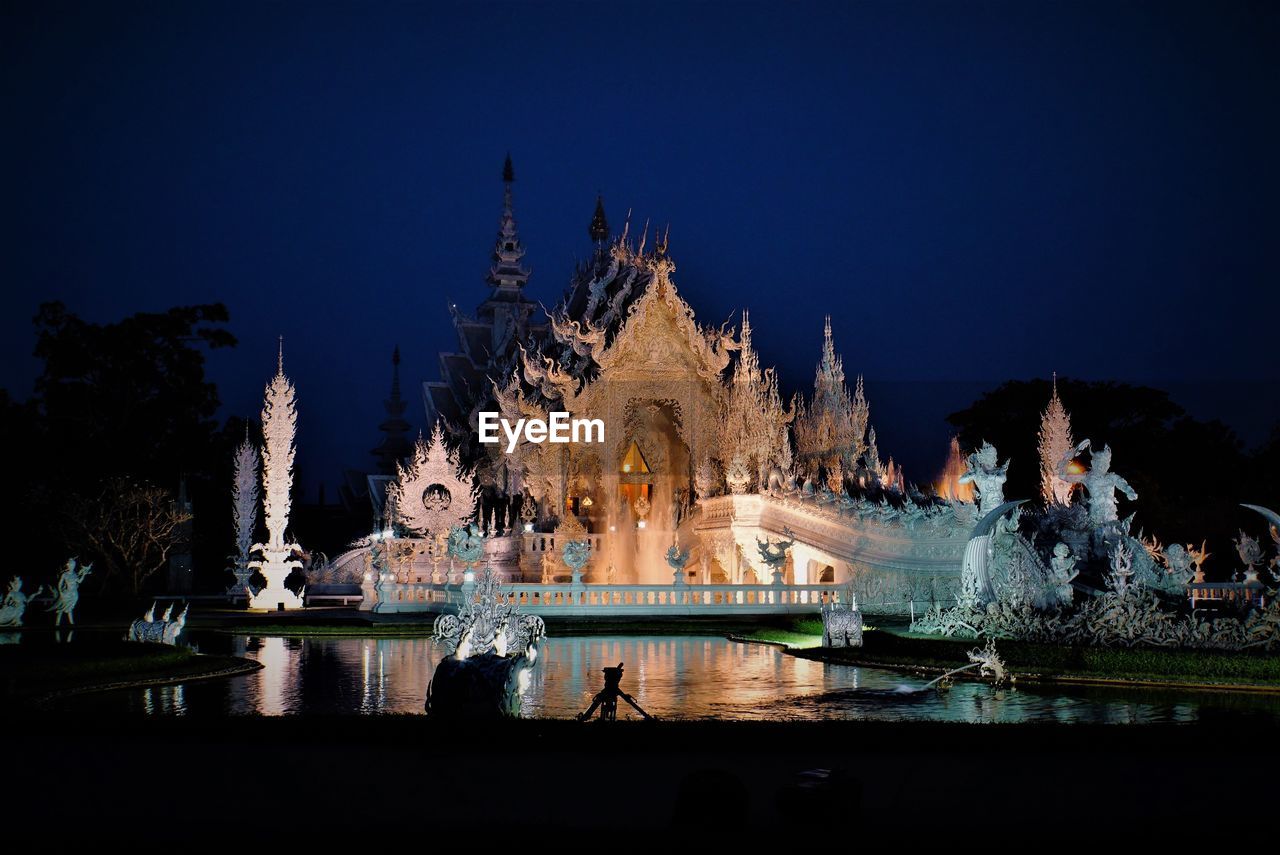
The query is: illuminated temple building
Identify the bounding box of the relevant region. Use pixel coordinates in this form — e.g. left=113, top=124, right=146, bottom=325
left=338, top=158, right=973, bottom=608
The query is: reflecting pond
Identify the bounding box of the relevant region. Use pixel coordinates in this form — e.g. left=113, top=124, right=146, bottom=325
left=47, top=633, right=1280, bottom=722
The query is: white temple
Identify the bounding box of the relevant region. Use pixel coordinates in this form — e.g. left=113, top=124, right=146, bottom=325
left=225, top=158, right=1278, bottom=651
left=319, top=158, right=977, bottom=615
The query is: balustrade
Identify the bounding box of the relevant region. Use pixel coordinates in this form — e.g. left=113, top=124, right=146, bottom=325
left=367, top=578, right=850, bottom=615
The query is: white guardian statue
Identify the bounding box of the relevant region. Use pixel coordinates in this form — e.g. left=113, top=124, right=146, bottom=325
left=959, top=441, right=1009, bottom=518
left=1058, top=439, right=1137, bottom=526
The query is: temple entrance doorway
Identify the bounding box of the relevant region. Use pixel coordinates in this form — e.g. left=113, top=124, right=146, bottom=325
left=608, top=401, right=692, bottom=583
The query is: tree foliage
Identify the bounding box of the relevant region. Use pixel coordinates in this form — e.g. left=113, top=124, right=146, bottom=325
left=32, top=301, right=235, bottom=484
left=62, top=477, right=193, bottom=596
left=4, top=303, right=236, bottom=596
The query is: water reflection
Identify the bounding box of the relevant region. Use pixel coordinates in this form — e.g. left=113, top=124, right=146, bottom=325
left=50, top=633, right=1280, bottom=724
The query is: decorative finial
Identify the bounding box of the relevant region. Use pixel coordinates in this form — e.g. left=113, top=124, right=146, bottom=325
left=277, top=335, right=284, bottom=374
left=503, top=152, right=514, bottom=184
left=589, top=193, right=609, bottom=244
left=393, top=345, right=401, bottom=367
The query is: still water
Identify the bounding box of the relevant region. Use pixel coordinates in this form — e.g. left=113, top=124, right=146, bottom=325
left=50, top=633, right=1280, bottom=722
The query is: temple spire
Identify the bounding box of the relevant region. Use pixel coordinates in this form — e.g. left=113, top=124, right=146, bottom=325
left=588, top=193, right=609, bottom=245
left=487, top=153, right=530, bottom=296
left=372, top=345, right=412, bottom=476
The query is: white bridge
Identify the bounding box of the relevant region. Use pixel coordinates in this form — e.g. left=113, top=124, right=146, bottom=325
left=335, top=492, right=971, bottom=616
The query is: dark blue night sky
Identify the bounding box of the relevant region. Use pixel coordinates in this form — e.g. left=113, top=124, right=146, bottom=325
left=3, top=0, right=1277, bottom=494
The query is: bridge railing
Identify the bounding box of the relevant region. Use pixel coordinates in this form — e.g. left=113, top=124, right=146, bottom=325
left=370, top=580, right=852, bottom=615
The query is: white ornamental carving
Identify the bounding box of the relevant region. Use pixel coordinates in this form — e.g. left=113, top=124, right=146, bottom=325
left=386, top=423, right=479, bottom=537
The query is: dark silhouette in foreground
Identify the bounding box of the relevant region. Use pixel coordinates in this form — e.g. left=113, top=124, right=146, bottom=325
left=577, top=662, right=654, bottom=721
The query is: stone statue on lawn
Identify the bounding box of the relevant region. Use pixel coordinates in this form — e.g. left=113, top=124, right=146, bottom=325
left=0, top=577, right=43, bottom=627
left=48, top=558, right=92, bottom=627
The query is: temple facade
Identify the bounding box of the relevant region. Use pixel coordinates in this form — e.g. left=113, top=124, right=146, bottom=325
left=334, top=158, right=971, bottom=612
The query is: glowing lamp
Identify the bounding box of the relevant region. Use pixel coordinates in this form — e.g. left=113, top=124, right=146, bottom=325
left=637, top=520, right=647, bottom=529
left=463, top=570, right=475, bottom=583
left=523, top=522, right=534, bottom=533
left=623, top=463, right=632, bottom=473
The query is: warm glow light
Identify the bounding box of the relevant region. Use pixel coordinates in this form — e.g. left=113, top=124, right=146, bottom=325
left=935, top=437, right=975, bottom=501
left=637, top=520, right=646, bottom=529
left=1066, top=460, right=1086, bottom=475
left=581, top=496, right=593, bottom=507
left=523, top=522, right=533, bottom=532
left=623, top=463, right=632, bottom=473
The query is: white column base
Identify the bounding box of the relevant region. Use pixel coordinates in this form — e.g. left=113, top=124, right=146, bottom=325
left=248, top=550, right=305, bottom=611
left=249, top=585, right=304, bottom=611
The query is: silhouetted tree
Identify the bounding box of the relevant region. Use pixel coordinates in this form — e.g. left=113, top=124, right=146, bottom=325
left=32, top=301, right=235, bottom=484
left=3, top=302, right=235, bottom=596
left=61, top=477, right=193, bottom=595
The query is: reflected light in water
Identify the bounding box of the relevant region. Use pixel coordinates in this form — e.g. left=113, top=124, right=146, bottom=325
left=52, top=633, right=1280, bottom=724
left=254, top=636, right=292, bottom=715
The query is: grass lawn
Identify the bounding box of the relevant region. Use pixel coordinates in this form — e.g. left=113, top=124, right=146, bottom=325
left=0, top=637, right=259, bottom=703
left=738, top=617, right=1280, bottom=688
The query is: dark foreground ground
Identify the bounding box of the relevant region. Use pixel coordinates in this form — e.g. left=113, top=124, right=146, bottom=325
left=9, top=713, right=1276, bottom=837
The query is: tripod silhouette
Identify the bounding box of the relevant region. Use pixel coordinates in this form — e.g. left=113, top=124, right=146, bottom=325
left=577, top=662, right=653, bottom=721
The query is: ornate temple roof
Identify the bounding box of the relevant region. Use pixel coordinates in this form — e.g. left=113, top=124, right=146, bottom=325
left=484, top=155, right=531, bottom=302
left=424, top=156, right=547, bottom=442
left=371, top=345, right=412, bottom=476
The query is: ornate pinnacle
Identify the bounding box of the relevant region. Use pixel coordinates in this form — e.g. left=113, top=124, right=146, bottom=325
left=589, top=193, right=609, bottom=244
left=487, top=154, right=529, bottom=291
left=390, top=345, right=402, bottom=398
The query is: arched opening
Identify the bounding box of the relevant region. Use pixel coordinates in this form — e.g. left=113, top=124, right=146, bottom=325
left=618, top=440, right=652, bottom=511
